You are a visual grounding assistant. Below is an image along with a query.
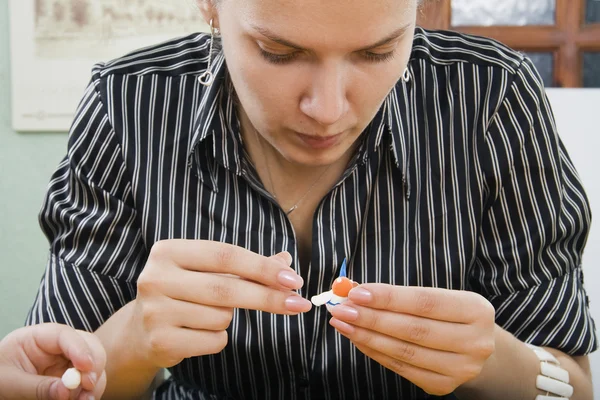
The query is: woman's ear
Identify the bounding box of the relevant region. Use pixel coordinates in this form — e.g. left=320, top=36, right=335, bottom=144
left=196, top=0, right=219, bottom=26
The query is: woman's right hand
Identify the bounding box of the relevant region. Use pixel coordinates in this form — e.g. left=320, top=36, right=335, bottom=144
left=130, top=240, right=311, bottom=369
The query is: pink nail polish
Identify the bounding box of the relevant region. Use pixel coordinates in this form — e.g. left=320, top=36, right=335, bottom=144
left=285, top=295, right=312, bottom=312
left=331, top=305, right=359, bottom=321
left=88, top=371, right=97, bottom=385
left=330, top=318, right=355, bottom=334
left=349, top=287, right=372, bottom=303
left=278, top=270, right=304, bottom=288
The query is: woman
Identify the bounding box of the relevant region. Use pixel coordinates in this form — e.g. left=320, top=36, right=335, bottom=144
left=26, top=0, right=596, bottom=398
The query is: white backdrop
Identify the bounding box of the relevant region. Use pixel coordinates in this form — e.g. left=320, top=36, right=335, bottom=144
left=546, top=89, right=600, bottom=394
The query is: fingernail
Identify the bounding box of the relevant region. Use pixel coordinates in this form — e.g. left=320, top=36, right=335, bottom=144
left=329, top=318, right=355, bottom=334
left=349, top=287, right=372, bottom=303
left=88, top=372, right=97, bottom=386
left=285, top=295, right=312, bottom=312
left=329, top=305, right=359, bottom=321
left=278, top=270, right=304, bottom=288
left=87, top=354, right=95, bottom=366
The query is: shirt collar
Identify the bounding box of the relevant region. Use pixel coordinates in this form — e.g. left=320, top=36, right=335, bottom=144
left=188, top=45, right=245, bottom=187
left=384, top=64, right=414, bottom=198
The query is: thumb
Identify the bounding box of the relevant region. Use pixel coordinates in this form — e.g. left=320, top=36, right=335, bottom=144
left=0, top=367, right=70, bottom=400
left=36, top=377, right=71, bottom=400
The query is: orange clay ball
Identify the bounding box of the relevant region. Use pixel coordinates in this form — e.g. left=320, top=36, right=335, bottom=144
left=332, top=277, right=354, bottom=297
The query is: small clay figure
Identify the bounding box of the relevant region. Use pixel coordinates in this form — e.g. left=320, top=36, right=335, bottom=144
left=311, top=259, right=358, bottom=309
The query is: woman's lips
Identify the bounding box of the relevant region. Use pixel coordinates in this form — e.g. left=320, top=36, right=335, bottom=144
left=296, top=132, right=343, bottom=149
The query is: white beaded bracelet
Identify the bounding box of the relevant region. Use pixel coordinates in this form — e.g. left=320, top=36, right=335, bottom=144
left=526, top=344, right=573, bottom=400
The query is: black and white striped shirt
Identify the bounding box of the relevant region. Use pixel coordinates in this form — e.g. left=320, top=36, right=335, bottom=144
left=26, top=28, right=597, bottom=399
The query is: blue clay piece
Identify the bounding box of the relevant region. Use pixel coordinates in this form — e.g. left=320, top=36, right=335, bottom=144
left=339, top=258, right=347, bottom=278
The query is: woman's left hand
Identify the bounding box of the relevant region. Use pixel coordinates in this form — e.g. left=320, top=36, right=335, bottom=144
left=328, top=284, right=496, bottom=396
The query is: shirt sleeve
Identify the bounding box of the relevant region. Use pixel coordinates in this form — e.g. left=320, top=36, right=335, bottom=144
left=25, top=69, right=147, bottom=332
left=473, top=56, right=597, bottom=356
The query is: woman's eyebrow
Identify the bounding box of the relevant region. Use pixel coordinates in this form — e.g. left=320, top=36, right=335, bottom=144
left=252, top=25, right=305, bottom=50
left=356, top=24, right=413, bottom=51
left=251, top=23, right=413, bottom=52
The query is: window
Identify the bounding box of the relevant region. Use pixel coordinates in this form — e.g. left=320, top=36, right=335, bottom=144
left=417, top=0, right=600, bottom=87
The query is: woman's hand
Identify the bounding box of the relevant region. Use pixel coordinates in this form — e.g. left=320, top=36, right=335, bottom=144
left=130, top=239, right=311, bottom=369
left=328, top=284, right=496, bottom=396
left=0, top=323, right=107, bottom=400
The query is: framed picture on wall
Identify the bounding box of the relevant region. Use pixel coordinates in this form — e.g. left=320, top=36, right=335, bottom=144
left=8, top=0, right=208, bottom=132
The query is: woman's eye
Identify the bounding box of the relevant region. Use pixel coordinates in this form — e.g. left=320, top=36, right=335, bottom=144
left=257, top=46, right=396, bottom=65
left=362, top=50, right=396, bottom=63
left=259, top=48, right=298, bottom=65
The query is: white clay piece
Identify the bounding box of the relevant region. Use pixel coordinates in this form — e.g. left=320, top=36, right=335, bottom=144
left=61, top=367, right=82, bottom=390
left=311, top=259, right=358, bottom=308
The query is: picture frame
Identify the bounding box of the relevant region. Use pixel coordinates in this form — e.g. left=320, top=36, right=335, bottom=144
left=8, top=0, right=208, bottom=132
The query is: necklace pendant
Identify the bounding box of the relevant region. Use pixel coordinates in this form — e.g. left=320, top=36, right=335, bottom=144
left=286, top=205, right=298, bottom=215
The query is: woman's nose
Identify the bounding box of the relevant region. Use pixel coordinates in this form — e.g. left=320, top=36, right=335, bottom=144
left=299, top=63, right=349, bottom=127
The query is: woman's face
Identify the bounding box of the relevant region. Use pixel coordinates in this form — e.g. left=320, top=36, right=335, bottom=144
left=214, top=0, right=417, bottom=167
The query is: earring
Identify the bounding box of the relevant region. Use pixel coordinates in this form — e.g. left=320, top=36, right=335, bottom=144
left=403, top=67, right=410, bottom=83
left=198, top=18, right=219, bottom=86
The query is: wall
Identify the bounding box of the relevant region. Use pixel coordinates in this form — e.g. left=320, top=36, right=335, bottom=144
left=0, top=1, right=68, bottom=337
left=1, top=0, right=599, bottom=393
left=545, top=88, right=600, bottom=392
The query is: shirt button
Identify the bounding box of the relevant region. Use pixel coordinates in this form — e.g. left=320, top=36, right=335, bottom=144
left=298, top=376, right=310, bottom=388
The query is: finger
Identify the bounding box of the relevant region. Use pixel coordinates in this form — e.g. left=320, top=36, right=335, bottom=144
left=147, top=297, right=234, bottom=331
left=352, top=343, right=460, bottom=397
left=328, top=304, right=475, bottom=352
left=151, top=240, right=303, bottom=289
left=77, top=371, right=97, bottom=394
left=95, top=370, right=107, bottom=399
left=77, top=370, right=106, bottom=400
left=76, top=390, right=97, bottom=400
left=329, top=317, right=468, bottom=377
left=74, top=331, right=106, bottom=393
left=347, top=285, right=494, bottom=323
left=163, top=272, right=312, bottom=314
left=147, top=327, right=231, bottom=367
left=269, top=251, right=293, bottom=266
left=68, top=386, right=82, bottom=400
left=177, top=302, right=234, bottom=331
left=0, top=366, right=70, bottom=400
left=25, top=324, right=95, bottom=373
